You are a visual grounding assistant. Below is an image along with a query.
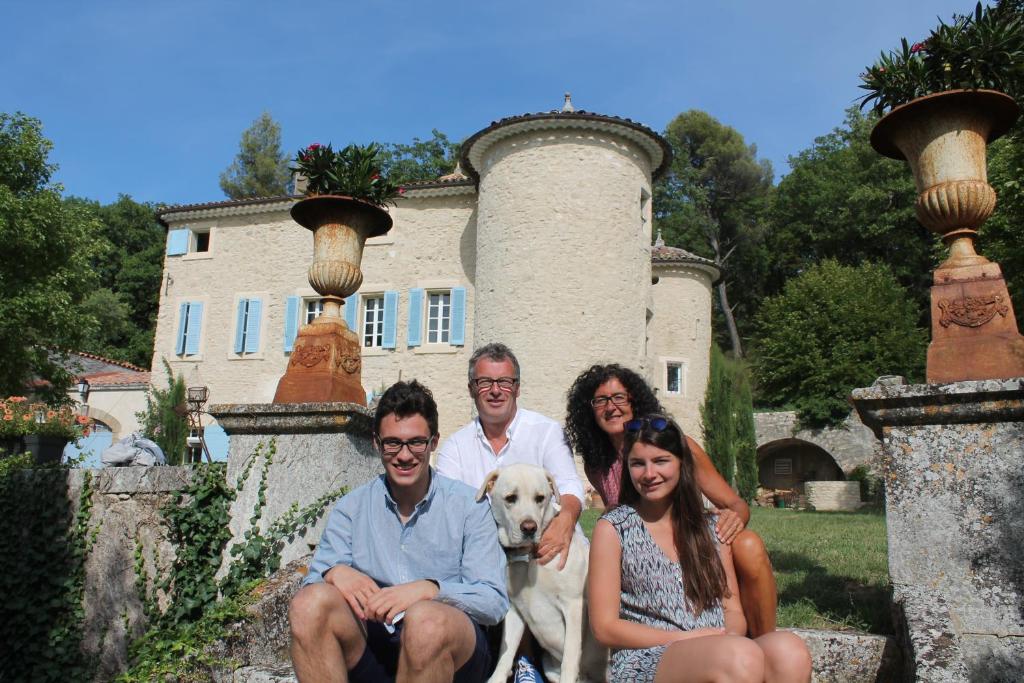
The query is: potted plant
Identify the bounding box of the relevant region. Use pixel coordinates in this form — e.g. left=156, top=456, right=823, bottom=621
left=859, top=2, right=1024, bottom=381
left=0, top=397, right=92, bottom=465
left=274, top=143, right=402, bottom=404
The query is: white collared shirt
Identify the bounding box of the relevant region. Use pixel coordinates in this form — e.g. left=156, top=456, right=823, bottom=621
left=436, top=407, right=586, bottom=502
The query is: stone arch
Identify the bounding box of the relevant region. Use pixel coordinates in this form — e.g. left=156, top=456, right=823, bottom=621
left=756, top=438, right=845, bottom=490
left=85, top=406, right=122, bottom=440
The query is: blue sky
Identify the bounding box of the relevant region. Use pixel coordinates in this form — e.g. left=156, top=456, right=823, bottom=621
left=2, top=0, right=966, bottom=207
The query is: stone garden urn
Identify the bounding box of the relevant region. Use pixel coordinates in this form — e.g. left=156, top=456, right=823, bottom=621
left=871, top=89, right=1024, bottom=382
left=272, top=195, right=392, bottom=405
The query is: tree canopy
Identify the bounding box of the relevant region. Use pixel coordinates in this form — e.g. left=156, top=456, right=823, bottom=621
left=655, top=110, right=774, bottom=357
left=379, top=129, right=461, bottom=185
left=0, top=113, right=105, bottom=399
left=219, top=112, right=291, bottom=199
left=751, top=260, right=926, bottom=427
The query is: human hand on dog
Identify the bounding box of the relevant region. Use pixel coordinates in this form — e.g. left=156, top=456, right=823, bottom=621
left=364, top=580, right=440, bottom=625
left=325, top=565, right=381, bottom=621
left=535, top=511, right=574, bottom=570
left=713, top=508, right=745, bottom=544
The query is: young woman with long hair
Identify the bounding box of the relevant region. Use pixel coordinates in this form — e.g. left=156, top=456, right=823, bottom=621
left=587, top=415, right=811, bottom=683
left=565, top=364, right=778, bottom=636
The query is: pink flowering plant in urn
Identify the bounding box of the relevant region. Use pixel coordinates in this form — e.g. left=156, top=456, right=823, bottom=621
left=859, top=2, right=1024, bottom=113
left=292, top=142, right=403, bottom=206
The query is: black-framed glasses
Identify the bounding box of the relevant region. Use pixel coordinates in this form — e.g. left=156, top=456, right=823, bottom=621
left=591, top=392, right=630, bottom=409
left=625, top=416, right=670, bottom=432
left=470, top=377, right=518, bottom=392
left=375, top=436, right=433, bottom=456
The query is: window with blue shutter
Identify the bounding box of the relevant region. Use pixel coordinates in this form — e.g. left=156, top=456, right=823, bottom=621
left=233, top=298, right=263, bottom=354
left=284, top=296, right=300, bottom=352
left=175, top=301, right=204, bottom=356
left=344, top=294, right=358, bottom=331
left=382, top=290, right=398, bottom=349
left=167, top=229, right=189, bottom=256
left=407, top=288, right=424, bottom=347
left=450, top=287, right=467, bottom=346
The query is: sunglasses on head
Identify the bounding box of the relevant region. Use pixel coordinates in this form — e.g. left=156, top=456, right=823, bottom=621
left=624, top=416, right=670, bottom=432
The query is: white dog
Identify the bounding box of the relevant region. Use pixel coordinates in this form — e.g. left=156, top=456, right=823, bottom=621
left=477, top=464, right=608, bottom=683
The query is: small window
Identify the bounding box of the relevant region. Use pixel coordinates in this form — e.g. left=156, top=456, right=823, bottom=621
left=427, top=291, right=451, bottom=344
left=193, top=230, right=211, bottom=253
left=305, top=299, right=323, bottom=324
left=666, top=362, right=684, bottom=395
left=362, top=296, right=385, bottom=348
left=774, top=459, right=793, bottom=476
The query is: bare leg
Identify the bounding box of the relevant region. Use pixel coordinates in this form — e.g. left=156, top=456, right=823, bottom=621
left=397, top=600, right=479, bottom=683
left=653, top=634, right=764, bottom=683
left=753, top=631, right=812, bottom=683
left=733, top=530, right=778, bottom=637
left=290, top=583, right=367, bottom=683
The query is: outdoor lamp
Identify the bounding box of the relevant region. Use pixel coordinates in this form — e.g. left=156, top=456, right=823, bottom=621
left=77, top=378, right=90, bottom=403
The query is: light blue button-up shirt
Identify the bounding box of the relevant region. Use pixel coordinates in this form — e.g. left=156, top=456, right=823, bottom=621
left=304, top=469, right=509, bottom=626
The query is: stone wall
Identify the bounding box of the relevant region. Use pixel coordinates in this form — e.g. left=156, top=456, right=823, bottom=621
left=805, top=481, right=863, bottom=511
left=70, top=466, right=194, bottom=681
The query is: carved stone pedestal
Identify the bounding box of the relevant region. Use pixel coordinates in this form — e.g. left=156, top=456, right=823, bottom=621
left=928, top=262, right=1024, bottom=383
left=273, top=318, right=365, bottom=404
left=208, top=402, right=381, bottom=570
left=852, top=377, right=1024, bottom=682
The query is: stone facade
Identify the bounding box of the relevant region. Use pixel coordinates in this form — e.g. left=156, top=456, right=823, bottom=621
left=853, top=377, right=1024, bottom=681
left=152, top=108, right=718, bottom=453
left=804, top=481, right=863, bottom=512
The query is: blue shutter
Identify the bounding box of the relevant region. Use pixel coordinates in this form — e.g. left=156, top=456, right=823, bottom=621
left=450, top=286, right=467, bottom=346
left=284, top=296, right=300, bottom=352
left=382, top=290, right=398, bottom=349
left=175, top=302, right=189, bottom=355
left=185, top=302, right=203, bottom=355
left=167, top=229, right=189, bottom=255
left=407, top=288, right=424, bottom=347
left=234, top=299, right=247, bottom=354
left=244, top=298, right=262, bottom=353
left=344, top=294, right=358, bottom=331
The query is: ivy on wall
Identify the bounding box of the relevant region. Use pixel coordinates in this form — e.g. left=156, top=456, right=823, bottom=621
left=0, top=455, right=97, bottom=682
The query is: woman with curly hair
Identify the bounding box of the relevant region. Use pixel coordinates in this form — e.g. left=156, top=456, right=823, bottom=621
left=566, top=364, right=779, bottom=637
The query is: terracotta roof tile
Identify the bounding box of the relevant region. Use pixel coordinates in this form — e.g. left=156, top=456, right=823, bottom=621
left=85, top=370, right=151, bottom=387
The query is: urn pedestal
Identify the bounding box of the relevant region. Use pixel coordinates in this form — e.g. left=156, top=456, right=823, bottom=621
left=871, top=89, right=1024, bottom=382
left=273, top=196, right=392, bottom=405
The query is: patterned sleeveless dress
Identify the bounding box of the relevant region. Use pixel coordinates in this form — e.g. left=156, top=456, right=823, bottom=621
left=602, top=504, right=725, bottom=682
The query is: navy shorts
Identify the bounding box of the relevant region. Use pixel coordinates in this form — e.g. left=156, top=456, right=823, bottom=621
left=349, top=617, right=492, bottom=683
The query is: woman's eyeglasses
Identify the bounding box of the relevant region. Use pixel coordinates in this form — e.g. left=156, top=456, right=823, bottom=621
left=590, top=392, right=630, bottom=409
left=624, top=416, right=670, bottom=432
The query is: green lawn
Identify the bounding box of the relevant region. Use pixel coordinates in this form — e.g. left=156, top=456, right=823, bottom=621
left=580, top=506, right=891, bottom=634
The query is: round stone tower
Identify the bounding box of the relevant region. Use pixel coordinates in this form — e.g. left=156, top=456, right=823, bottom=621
left=460, top=97, right=671, bottom=419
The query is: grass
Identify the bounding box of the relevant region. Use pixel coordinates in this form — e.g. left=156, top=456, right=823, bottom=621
left=580, top=506, right=891, bottom=634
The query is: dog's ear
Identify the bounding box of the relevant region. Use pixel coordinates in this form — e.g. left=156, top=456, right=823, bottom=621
left=545, top=472, right=561, bottom=506
left=476, top=470, right=501, bottom=502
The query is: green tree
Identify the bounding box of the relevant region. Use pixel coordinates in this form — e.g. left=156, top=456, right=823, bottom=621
left=767, top=108, right=932, bottom=316
left=981, top=132, right=1024, bottom=321
left=137, top=362, right=188, bottom=465
left=751, top=260, right=927, bottom=428
left=655, top=110, right=774, bottom=358
left=0, top=112, right=105, bottom=399
left=219, top=112, right=291, bottom=199
left=700, top=344, right=758, bottom=501
left=379, top=129, right=461, bottom=185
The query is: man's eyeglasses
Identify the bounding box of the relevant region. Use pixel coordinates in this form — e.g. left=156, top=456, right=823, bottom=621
left=375, top=436, right=433, bottom=456
left=624, top=416, right=670, bottom=432
left=591, top=393, right=630, bottom=409
left=470, top=377, right=518, bottom=392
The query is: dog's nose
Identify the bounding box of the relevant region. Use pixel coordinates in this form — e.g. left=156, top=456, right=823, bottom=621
left=520, top=520, right=538, bottom=536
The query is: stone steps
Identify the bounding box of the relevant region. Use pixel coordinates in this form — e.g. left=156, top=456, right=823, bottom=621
left=225, top=628, right=901, bottom=683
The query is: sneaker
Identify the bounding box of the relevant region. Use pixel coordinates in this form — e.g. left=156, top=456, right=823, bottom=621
left=513, top=655, right=544, bottom=683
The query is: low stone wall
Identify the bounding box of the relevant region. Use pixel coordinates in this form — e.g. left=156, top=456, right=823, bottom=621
left=805, top=481, right=863, bottom=511
left=71, top=466, right=195, bottom=681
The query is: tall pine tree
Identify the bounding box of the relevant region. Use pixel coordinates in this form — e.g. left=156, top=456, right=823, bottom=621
left=219, top=112, right=290, bottom=199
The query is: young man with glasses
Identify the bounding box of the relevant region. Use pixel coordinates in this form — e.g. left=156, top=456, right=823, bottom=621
left=289, top=380, right=508, bottom=683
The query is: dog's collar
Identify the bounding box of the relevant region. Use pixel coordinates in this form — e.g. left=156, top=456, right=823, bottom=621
left=505, top=545, right=534, bottom=564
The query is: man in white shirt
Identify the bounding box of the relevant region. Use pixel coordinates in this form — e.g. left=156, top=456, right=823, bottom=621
left=436, top=342, right=585, bottom=570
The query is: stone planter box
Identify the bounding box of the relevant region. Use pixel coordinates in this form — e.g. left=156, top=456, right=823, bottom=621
left=0, top=435, right=69, bottom=465
left=805, top=481, right=863, bottom=511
